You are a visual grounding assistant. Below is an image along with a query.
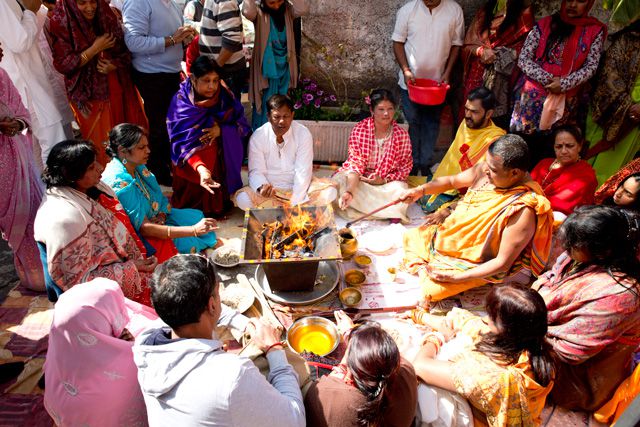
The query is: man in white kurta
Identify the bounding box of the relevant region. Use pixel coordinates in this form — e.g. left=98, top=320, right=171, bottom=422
left=234, top=95, right=336, bottom=209
left=0, top=0, right=72, bottom=165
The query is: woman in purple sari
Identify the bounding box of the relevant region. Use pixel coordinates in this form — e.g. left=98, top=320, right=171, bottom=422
left=167, top=55, right=250, bottom=217
left=0, top=43, right=45, bottom=291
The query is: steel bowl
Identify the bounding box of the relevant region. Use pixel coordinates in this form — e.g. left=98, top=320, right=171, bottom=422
left=286, top=316, right=340, bottom=357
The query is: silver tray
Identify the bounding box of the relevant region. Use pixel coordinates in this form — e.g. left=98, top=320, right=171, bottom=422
left=254, top=261, right=339, bottom=305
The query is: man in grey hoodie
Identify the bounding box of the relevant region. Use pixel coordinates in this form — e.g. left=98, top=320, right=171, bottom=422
left=133, top=254, right=305, bottom=426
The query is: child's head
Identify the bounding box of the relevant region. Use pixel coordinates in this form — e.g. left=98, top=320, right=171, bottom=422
left=613, top=173, right=640, bottom=210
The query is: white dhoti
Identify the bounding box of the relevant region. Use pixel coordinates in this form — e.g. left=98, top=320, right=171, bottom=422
left=333, top=171, right=409, bottom=222
left=233, top=177, right=338, bottom=210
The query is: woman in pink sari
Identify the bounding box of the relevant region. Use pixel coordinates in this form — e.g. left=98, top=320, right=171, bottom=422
left=44, top=278, right=159, bottom=426
left=0, top=43, right=45, bottom=291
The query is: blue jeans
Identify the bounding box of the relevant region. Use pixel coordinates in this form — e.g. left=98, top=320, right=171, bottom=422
left=400, top=89, right=443, bottom=175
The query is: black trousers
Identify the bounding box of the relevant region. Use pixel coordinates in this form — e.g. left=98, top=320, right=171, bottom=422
left=132, top=69, right=181, bottom=185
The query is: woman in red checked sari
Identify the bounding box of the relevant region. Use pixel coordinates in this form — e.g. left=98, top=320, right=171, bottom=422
left=167, top=56, right=250, bottom=217
left=334, top=89, right=413, bottom=222
left=461, top=0, right=534, bottom=129
left=48, top=0, right=147, bottom=165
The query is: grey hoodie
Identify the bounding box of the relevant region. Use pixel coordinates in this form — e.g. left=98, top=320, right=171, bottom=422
left=133, top=314, right=305, bottom=426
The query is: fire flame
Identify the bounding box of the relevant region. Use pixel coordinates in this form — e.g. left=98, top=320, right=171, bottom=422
left=262, top=205, right=329, bottom=259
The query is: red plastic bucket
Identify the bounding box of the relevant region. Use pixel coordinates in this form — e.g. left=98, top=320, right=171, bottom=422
left=407, top=78, right=450, bottom=106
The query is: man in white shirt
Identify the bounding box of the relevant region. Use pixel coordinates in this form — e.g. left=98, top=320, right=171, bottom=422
left=134, top=254, right=305, bottom=427
left=0, top=0, right=73, bottom=165
left=234, top=94, right=337, bottom=209
left=392, top=0, right=464, bottom=176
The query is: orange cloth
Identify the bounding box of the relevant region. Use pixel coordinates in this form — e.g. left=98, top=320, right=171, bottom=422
left=71, top=72, right=148, bottom=166
left=403, top=180, right=553, bottom=301
left=594, top=363, right=640, bottom=425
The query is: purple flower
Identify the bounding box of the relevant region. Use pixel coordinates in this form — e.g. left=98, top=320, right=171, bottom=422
left=303, top=93, right=314, bottom=102
left=316, top=90, right=324, bottom=96
left=329, top=94, right=337, bottom=102
left=305, top=83, right=317, bottom=91
left=294, top=101, right=303, bottom=110
left=302, top=78, right=311, bottom=84
left=314, top=98, right=322, bottom=108
left=303, top=98, right=311, bottom=106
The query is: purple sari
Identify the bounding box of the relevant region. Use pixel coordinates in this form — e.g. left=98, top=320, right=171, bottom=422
left=167, top=79, right=250, bottom=194
left=0, top=68, right=45, bottom=291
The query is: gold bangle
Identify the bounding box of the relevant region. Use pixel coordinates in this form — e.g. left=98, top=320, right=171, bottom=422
left=167, top=226, right=171, bottom=239
left=80, top=52, right=89, bottom=63
left=169, top=35, right=176, bottom=46
left=192, top=226, right=197, bottom=237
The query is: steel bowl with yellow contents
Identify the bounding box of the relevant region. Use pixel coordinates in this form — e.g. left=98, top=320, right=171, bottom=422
left=344, top=269, right=366, bottom=286
left=286, top=316, right=340, bottom=356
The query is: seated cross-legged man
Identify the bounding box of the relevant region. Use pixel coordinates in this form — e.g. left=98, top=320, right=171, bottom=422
left=399, top=134, right=553, bottom=302
left=233, top=94, right=337, bottom=209
left=133, top=254, right=305, bottom=426
left=420, top=86, right=506, bottom=219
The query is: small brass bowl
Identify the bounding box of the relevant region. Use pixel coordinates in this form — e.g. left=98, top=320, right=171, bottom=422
left=344, top=269, right=366, bottom=286
left=340, top=287, right=362, bottom=308
left=286, top=316, right=340, bottom=356
left=354, top=253, right=373, bottom=269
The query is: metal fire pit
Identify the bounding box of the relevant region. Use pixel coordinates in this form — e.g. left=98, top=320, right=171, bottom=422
left=239, top=205, right=342, bottom=292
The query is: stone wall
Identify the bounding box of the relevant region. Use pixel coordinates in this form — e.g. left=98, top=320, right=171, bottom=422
left=299, top=0, right=611, bottom=102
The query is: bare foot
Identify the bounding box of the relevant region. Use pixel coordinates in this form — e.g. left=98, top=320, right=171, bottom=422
left=213, top=240, right=224, bottom=250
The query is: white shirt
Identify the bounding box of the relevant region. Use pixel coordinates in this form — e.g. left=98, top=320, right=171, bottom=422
left=392, top=0, right=464, bottom=89
left=248, top=121, right=314, bottom=206
left=0, top=0, right=63, bottom=128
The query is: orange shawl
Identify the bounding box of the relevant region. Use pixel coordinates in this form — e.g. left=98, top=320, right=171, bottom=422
left=404, top=180, right=553, bottom=300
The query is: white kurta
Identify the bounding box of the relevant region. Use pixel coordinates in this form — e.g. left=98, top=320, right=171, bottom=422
left=0, top=0, right=70, bottom=162
left=248, top=121, right=314, bottom=206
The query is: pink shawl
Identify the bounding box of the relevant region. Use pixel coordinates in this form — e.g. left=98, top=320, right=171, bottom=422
left=44, top=278, right=160, bottom=426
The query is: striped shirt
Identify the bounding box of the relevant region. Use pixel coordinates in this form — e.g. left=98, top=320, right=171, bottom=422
left=199, top=0, right=245, bottom=68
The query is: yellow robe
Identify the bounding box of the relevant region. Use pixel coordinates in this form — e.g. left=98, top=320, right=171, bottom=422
left=403, top=181, right=553, bottom=301
left=425, top=120, right=506, bottom=207
left=433, top=120, right=506, bottom=179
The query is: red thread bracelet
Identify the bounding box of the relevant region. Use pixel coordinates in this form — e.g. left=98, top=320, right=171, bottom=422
left=265, top=341, right=284, bottom=353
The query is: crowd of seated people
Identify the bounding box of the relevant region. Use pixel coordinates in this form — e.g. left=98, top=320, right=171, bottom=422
left=2, top=0, right=640, bottom=425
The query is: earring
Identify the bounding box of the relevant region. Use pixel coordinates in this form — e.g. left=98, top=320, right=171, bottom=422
left=122, top=158, right=128, bottom=165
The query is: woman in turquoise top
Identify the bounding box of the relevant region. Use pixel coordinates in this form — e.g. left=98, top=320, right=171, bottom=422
left=102, top=123, right=219, bottom=255
left=586, top=1, right=640, bottom=184
left=243, top=0, right=309, bottom=129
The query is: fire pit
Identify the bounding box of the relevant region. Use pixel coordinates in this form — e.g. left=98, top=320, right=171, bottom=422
left=240, top=205, right=342, bottom=292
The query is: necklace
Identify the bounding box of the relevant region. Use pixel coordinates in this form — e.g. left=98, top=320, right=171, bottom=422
left=133, top=170, right=160, bottom=213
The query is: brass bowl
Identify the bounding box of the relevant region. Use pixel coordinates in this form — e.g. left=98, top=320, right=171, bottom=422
left=286, top=316, right=340, bottom=356
left=354, top=253, right=373, bottom=269
left=340, top=287, right=362, bottom=308
left=344, top=269, right=366, bottom=286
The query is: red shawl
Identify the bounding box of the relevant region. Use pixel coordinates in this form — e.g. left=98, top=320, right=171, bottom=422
left=531, top=158, right=598, bottom=215
left=594, top=158, right=640, bottom=204
left=48, top=0, right=129, bottom=105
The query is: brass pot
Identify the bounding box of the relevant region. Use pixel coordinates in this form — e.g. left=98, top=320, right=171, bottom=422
left=338, top=227, right=358, bottom=259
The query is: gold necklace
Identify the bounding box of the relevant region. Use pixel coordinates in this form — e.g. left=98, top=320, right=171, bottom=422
left=133, top=170, right=160, bottom=213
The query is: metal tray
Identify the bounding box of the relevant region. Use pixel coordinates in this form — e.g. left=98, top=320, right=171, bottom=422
left=254, top=261, right=339, bottom=306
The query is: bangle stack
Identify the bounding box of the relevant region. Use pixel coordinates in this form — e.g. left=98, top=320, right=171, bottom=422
left=169, top=35, right=176, bottom=46
left=422, top=331, right=446, bottom=353
left=80, top=52, right=89, bottom=63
